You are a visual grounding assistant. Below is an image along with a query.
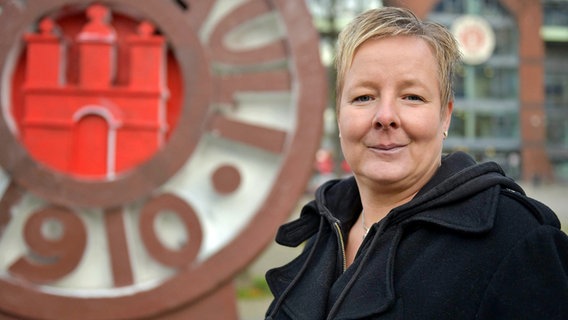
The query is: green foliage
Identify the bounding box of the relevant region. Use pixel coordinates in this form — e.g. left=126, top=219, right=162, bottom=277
left=236, top=275, right=271, bottom=299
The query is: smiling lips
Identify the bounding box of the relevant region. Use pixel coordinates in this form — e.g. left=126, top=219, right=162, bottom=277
left=368, top=143, right=406, bottom=153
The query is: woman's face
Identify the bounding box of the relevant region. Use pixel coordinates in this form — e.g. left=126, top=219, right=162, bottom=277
left=338, top=36, right=452, bottom=191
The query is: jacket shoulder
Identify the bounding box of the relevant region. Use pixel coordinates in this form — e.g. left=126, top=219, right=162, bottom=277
left=500, top=188, right=561, bottom=228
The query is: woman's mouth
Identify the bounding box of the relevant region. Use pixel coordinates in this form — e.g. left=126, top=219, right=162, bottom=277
left=368, top=143, right=406, bottom=153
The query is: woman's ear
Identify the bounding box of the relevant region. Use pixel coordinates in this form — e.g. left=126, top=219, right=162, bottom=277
left=443, top=100, right=454, bottom=132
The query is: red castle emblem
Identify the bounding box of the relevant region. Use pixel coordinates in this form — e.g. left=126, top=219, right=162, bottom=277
left=19, top=4, right=172, bottom=179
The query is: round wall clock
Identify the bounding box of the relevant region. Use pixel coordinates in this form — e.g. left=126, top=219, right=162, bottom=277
left=0, top=0, right=327, bottom=318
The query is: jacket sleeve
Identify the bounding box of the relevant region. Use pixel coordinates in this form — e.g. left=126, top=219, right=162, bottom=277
left=477, top=225, right=568, bottom=319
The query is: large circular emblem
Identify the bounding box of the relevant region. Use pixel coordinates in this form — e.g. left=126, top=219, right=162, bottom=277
left=0, top=0, right=326, bottom=319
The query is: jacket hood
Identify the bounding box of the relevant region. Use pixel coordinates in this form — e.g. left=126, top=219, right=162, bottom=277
left=276, top=151, right=523, bottom=247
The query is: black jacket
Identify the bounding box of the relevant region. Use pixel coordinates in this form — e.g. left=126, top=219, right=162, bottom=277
left=265, top=152, right=568, bottom=319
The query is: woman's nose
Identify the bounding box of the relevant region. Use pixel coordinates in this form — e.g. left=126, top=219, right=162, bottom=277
left=372, top=99, right=399, bottom=130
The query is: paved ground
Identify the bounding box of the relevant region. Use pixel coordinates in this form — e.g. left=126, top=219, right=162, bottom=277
left=237, top=182, right=568, bottom=320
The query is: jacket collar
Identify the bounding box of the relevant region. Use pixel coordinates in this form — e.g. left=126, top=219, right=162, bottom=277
left=276, top=152, right=522, bottom=247
left=275, top=176, right=361, bottom=247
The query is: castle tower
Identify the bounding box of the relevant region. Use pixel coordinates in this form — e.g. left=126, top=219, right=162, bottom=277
left=128, top=21, right=167, bottom=91
left=24, top=18, right=64, bottom=88
left=76, top=4, right=116, bottom=88
left=125, top=21, right=169, bottom=149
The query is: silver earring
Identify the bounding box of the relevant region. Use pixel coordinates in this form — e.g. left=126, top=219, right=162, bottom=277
left=443, top=131, right=448, bottom=139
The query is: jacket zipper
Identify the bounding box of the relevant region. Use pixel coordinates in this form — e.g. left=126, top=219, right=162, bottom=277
left=333, top=221, right=347, bottom=273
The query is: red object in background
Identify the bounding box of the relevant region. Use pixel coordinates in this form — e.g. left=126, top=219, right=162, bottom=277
left=18, top=4, right=173, bottom=179
left=315, top=149, right=334, bottom=174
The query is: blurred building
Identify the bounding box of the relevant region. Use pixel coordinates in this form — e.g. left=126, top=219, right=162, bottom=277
left=307, top=0, right=568, bottom=183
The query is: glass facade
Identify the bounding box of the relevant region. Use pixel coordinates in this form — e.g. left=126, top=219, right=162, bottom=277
left=428, top=0, right=521, bottom=179
left=543, top=0, right=568, bottom=182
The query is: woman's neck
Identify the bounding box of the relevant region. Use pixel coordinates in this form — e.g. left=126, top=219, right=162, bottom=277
left=355, top=174, right=431, bottom=223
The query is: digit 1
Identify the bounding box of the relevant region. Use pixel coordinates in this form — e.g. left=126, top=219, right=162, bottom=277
left=104, top=206, right=134, bottom=287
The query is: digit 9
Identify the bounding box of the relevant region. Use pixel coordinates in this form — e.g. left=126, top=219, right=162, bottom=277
left=9, top=207, right=87, bottom=283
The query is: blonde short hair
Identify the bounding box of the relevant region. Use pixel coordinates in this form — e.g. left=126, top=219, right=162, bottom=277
left=335, top=7, right=461, bottom=112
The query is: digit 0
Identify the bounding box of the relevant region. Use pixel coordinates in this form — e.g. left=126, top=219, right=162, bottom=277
left=139, top=193, right=203, bottom=268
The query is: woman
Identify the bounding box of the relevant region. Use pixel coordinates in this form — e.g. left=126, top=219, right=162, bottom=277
left=265, top=7, right=568, bottom=320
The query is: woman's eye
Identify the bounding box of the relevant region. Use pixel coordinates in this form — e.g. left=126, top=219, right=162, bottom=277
left=404, top=95, right=425, bottom=102
left=353, top=95, right=373, bottom=103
